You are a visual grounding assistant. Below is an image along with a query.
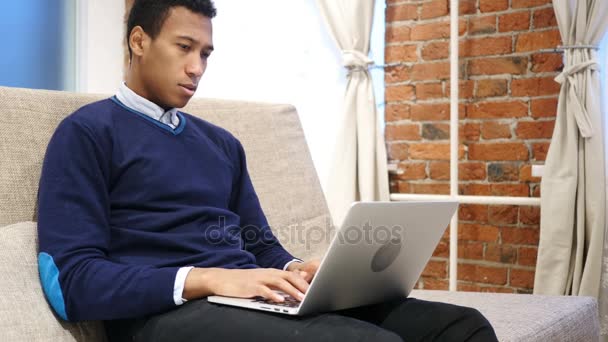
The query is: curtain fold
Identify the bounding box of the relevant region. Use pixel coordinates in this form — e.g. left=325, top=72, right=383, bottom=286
left=534, top=0, right=608, bottom=335
left=315, top=0, right=389, bottom=226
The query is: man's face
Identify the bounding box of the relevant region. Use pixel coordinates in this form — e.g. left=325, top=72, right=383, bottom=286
left=137, top=7, right=213, bottom=109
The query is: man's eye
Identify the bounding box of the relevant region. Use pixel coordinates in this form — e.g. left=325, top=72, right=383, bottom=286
left=178, top=44, right=190, bottom=51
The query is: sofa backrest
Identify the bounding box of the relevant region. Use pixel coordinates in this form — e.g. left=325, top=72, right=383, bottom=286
left=0, top=85, right=332, bottom=261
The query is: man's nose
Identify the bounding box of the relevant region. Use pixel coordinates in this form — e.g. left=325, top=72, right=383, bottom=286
left=186, top=57, right=205, bottom=78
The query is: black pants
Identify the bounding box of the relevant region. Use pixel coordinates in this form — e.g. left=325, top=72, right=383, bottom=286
left=104, top=297, right=498, bottom=342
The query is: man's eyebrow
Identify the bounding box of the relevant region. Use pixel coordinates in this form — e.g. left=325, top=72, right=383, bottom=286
left=176, top=35, right=214, bottom=51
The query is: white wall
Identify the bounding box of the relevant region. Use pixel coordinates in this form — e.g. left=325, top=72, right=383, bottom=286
left=75, top=0, right=125, bottom=93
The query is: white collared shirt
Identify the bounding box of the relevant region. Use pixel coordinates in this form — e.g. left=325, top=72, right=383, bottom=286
left=116, top=82, right=181, bottom=129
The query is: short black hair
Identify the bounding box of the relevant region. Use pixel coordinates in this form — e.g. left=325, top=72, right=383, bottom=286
left=126, top=0, right=217, bottom=59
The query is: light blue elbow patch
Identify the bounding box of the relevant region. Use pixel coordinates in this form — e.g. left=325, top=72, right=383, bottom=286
left=38, top=252, right=68, bottom=320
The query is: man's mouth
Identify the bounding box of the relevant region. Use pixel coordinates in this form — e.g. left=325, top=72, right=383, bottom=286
left=179, top=84, right=197, bottom=96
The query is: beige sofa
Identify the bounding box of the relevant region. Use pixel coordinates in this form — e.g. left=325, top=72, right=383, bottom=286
left=0, top=85, right=600, bottom=341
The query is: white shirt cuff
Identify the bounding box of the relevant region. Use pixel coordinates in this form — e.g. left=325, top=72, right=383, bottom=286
left=283, top=258, right=304, bottom=271
left=173, top=266, right=194, bottom=305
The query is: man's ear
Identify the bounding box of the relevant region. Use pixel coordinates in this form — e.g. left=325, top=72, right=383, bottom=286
left=129, top=26, right=149, bottom=58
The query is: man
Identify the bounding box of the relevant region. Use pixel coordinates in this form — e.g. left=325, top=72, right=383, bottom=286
left=37, top=0, right=498, bottom=341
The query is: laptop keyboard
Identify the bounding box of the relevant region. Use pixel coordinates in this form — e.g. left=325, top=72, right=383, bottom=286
left=251, top=295, right=301, bottom=308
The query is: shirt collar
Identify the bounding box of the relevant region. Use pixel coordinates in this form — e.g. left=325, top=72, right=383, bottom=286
left=116, top=82, right=180, bottom=128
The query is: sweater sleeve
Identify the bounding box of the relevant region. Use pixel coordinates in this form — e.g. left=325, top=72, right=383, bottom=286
left=229, top=139, right=299, bottom=269
left=37, top=117, right=180, bottom=322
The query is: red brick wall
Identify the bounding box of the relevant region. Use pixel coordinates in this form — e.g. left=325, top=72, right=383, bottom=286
left=385, top=0, right=562, bottom=293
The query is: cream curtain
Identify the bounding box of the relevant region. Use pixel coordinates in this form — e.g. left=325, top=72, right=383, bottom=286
left=534, top=0, right=608, bottom=331
left=315, top=0, right=389, bottom=226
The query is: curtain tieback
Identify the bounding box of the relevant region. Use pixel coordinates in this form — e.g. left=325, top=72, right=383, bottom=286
left=555, top=59, right=599, bottom=138
left=342, top=50, right=373, bottom=75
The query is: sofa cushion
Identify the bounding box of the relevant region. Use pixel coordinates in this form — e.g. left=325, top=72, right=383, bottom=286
left=0, top=221, right=106, bottom=342
left=411, top=289, right=600, bottom=342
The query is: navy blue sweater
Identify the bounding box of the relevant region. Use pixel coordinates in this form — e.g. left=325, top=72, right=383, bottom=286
left=37, top=97, right=297, bottom=321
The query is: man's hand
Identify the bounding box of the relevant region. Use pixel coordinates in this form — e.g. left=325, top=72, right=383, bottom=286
left=286, top=258, right=321, bottom=283
left=183, top=267, right=310, bottom=303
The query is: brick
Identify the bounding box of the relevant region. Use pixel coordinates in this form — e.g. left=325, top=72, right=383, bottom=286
left=428, top=161, right=487, bottom=180
left=460, top=162, right=487, bottom=180
left=386, top=84, right=415, bottom=102
left=511, top=77, right=560, bottom=97
left=432, top=240, right=449, bottom=258
left=498, top=11, right=530, bottom=32
left=385, top=44, right=418, bottom=63
left=429, top=161, right=449, bottom=180
left=479, top=0, right=508, bottom=12
left=422, top=260, right=448, bottom=278
left=501, top=227, right=540, bottom=245
left=531, top=53, right=563, bottom=72
left=515, top=120, right=555, bottom=139
left=385, top=24, right=411, bottom=42
left=385, top=65, right=410, bottom=83
left=459, top=122, right=481, bottom=141
left=530, top=98, right=558, bottom=118
left=420, top=0, right=448, bottom=19
left=411, top=62, right=450, bottom=80
left=460, top=223, right=500, bottom=242
left=459, top=183, right=491, bottom=196
left=491, top=183, right=530, bottom=196
left=411, top=183, right=451, bottom=194
left=386, top=3, right=418, bottom=22
left=422, top=123, right=450, bottom=140
left=458, top=283, right=482, bottom=292
left=532, top=184, right=541, bottom=197
left=469, top=56, right=528, bottom=75
left=446, top=80, right=475, bottom=99
left=533, top=7, right=557, bottom=28
left=385, top=103, right=410, bottom=122
left=485, top=243, right=517, bottom=263
left=515, top=29, right=562, bottom=52
left=512, top=0, right=551, bottom=9
left=411, top=103, right=450, bottom=121
left=386, top=123, right=421, bottom=141
left=458, top=0, right=477, bottom=15
left=458, top=263, right=508, bottom=285
left=532, top=142, right=550, bottom=161
left=481, top=121, right=512, bottom=139
left=411, top=20, right=450, bottom=41
left=410, top=143, right=450, bottom=160
left=395, top=180, right=411, bottom=193
left=510, top=268, right=535, bottom=289
left=476, top=79, right=508, bottom=98
left=396, top=162, right=427, bottom=180
left=489, top=205, right=519, bottom=225
left=459, top=204, right=489, bottom=222
left=518, top=247, right=538, bottom=266
left=421, top=41, right=449, bottom=60
left=469, top=15, right=496, bottom=35
left=416, top=82, right=444, bottom=100
left=479, top=286, right=516, bottom=293
left=488, top=163, right=519, bottom=181
left=469, top=142, right=529, bottom=160
left=467, top=101, right=528, bottom=119
left=519, top=165, right=541, bottom=182
left=520, top=206, right=540, bottom=225
left=460, top=36, right=512, bottom=57
left=387, top=143, right=408, bottom=160
left=420, top=277, right=449, bottom=290
left=459, top=241, right=485, bottom=260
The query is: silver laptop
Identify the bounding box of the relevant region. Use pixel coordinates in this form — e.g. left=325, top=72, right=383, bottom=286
left=207, top=201, right=458, bottom=316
